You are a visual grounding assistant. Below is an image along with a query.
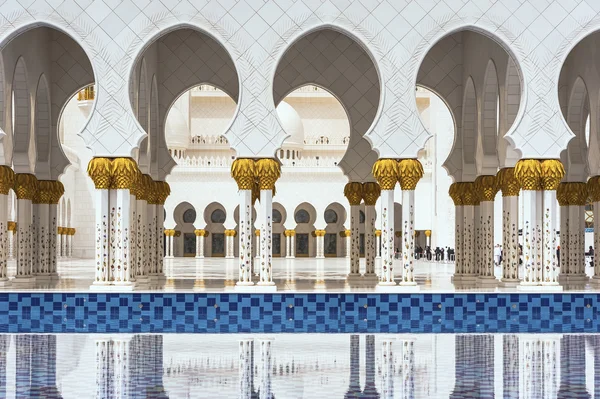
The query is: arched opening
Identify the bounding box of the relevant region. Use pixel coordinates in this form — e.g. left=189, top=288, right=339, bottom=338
left=273, top=28, right=381, bottom=183
left=323, top=202, right=347, bottom=257
left=293, top=203, right=317, bottom=257
left=173, top=202, right=197, bottom=257
left=204, top=202, right=227, bottom=257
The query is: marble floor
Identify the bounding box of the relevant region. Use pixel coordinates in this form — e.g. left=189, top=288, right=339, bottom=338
left=2, top=256, right=599, bottom=293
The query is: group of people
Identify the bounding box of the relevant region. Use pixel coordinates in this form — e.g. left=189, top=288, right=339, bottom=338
left=408, top=246, right=454, bottom=262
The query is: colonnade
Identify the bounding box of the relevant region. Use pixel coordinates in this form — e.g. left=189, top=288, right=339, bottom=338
left=87, top=158, right=170, bottom=289
left=448, top=159, right=600, bottom=288
left=57, top=227, right=76, bottom=258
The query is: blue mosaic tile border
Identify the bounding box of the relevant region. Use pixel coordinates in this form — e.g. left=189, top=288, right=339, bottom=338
left=0, top=293, right=598, bottom=333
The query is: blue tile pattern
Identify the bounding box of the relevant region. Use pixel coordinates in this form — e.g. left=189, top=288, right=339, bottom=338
left=0, top=293, right=599, bottom=333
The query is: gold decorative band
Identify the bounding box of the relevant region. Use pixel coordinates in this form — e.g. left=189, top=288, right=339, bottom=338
left=474, top=175, right=498, bottom=202
left=340, top=229, right=351, bottom=237
left=0, top=166, right=14, bottom=195
left=87, top=157, right=142, bottom=190
left=164, top=229, right=176, bottom=237
left=14, top=173, right=38, bottom=200
left=255, top=229, right=260, bottom=236
left=424, top=230, right=431, bottom=237
left=375, top=229, right=381, bottom=237
left=284, top=229, right=296, bottom=237
left=313, top=229, right=326, bottom=237
left=7, top=221, right=16, bottom=231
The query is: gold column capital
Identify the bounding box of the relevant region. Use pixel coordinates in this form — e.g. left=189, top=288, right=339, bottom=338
left=175, top=230, right=181, bottom=237
left=398, top=159, right=424, bottom=190
left=87, top=157, right=112, bottom=189
left=225, top=229, right=237, bottom=237
left=565, top=182, right=588, bottom=206
left=557, top=182, right=569, bottom=206
left=474, top=175, right=498, bottom=202
left=448, top=183, right=463, bottom=206
left=194, top=229, right=206, bottom=236
left=0, top=166, right=14, bottom=195
left=164, top=229, right=175, bottom=236
left=255, top=158, right=280, bottom=190
left=7, top=221, right=16, bottom=231
left=424, top=230, right=431, bottom=237
left=155, top=181, right=171, bottom=204
left=344, top=182, right=363, bottom=206
left=496, top=167, right=520, bottom=197
left=231, top=158, right=256, bottom=190
left=34, top=180, right=64, bottom=204
left=362, top=182, right=381, bottom=205
left=255, top=229, right=260, bottom=236
left=457, top=182, right=478, bottom=206
left=372, top=159, right=398, bottom=190
left=375, top=229, right=382, bottom=237
left=314, top=229, right=326, bottom=237
left=340, top=229, right=351, bottom=237
left=111, top=158, right=139, bottom=190
left=14, top=173, right=38, bottom=200
left=414, top=231, right=420, bottom=237
left=588, top=176, right=600, bottom=203
left=540, top=159, right=565, bottom=190
left=514, top=159, right=542, bottom=190
left=285, top=229, right=296, bottom=237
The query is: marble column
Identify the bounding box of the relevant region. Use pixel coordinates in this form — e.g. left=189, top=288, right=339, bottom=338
left=473, top=198, right=482, bottom=275
left=315, top=229, right=325, bottom=259
left=497, top=168, right=520, bottom=284
left=146, top=179, right=158, bottom=279
left=589, top=177, right=600, bottom=284
left=13, top=173, right=38, bottom=284
left=399, top=159, right=424, bottom=287
left=461, top=182, right=477, bottom=279
left=33, top=180, right=64, bottom=280
left=195, top=229, right=205, bottom=258
left=67, top=229, right=74, bottom=258
left=232, top=159, right=255, bottom=286
left=154, top=181, right=169, bottom=278
left=372, top=159, right=398, bottom=286
left=135, top=174, right=149, bottom=284
left=110, top=160, right=138, bottom=288
left=375, top=230, right=381, bottom=258
left=256, top=159, right=280, bottom=288
left=344, top=182, right=363, bottom=278
left=343, top=230, right=351, bottom=258
left=540, top=160, right=564, bottom=286
left=363, top=182, right=380, bottom=279
left=164, top=230, right=175, bottom=258
left=559, top=182, right=588, bottom=284
left=224, top=230, right=236, bottom=259
left=424, top=229, right=431, bottom=248
left=449, top=183, right=464, bottom=276
left=60, top=228, right=67, bottom=258
left=515, top=160, right=544, bottom=286
left=285, top=230, right=295, bottom=259
left=254, top=230, right=261, bottom=263
left=474, top=175, right=499, bottom=285
left=0, top=167, right=13, bottom=284
left=7, top=224, right=15, bottom=260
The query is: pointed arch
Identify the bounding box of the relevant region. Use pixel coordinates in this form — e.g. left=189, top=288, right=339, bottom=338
left=149, top=74, right=159, bottom=178
left=479, top=60, right=499, bottom=166
left=138, top=60, right=149, bottom=174
left=462, top=77, right=477, bottom=168
left=34, top=74, right=51, bottom=178
left=12, top=57, right=32, bottom=173
left=565, top=76, right=589, bottom=180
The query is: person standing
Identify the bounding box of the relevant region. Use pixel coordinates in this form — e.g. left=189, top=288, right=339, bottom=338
left=494, top=244, right=502, bottom=266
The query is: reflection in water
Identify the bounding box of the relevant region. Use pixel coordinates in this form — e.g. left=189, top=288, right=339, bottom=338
left=0, top=334, right=599, bottom=397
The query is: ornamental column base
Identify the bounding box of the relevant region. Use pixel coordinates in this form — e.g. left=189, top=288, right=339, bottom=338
left=476, top=276, right=499, bottom=287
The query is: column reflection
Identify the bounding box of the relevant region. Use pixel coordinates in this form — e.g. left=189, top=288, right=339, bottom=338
left=362, top=335, right=379, bottom=399
left=450, top=335, right=494, bottom=399
left=345, top=334, right=361, bottom=398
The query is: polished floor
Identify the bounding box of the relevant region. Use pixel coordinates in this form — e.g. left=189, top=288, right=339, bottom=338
left=5, top=256, right=599, bottom=293
left=1, top=333, right=597, bottom=398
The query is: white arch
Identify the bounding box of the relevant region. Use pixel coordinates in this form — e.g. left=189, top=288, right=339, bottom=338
left=476, top=60, right=499, bottom=175
left=11, top=56, right=32, bottom=173
left=34, top=74, right=50, bottom=178
left=565, top=77, right=589, bottom=181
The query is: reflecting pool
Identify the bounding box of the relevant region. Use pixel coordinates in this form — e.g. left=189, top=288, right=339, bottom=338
left=1, top=333, right=597, bottom=398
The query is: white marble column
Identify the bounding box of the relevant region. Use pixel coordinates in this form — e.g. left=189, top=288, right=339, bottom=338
left=14, top=173, right=37, bottom=284
left=375, top=230, right=381, bottom=258
left=154, top=181, right=169, bottom=277
left=475, top=175, right=498, bottom=285
left=503, top=335, right=520, bottom=398
left=238, top=190, right=253, bottom=285
left=285, top=231, right=291, bottom=258
left=111, top=184, right=134, bottom=287
left=286, top=230, right=295, bottom=259
left=31, top=201, right=39, bottom=275
left=345, top=230, right=351, bottom=258
left=136, top=185, right=148, bottom=282
left=8, top=227, right=14, bottom=260
left=590, top=177, right=600, bottom=284
left=225, top=230, right=236, bottom=259
left=195, top=229, right=205, bottom=258
left=462, top=183, right=476, bottom=278
left=67, top=229, right=73, bottom=258
left=398, top=159, right=423, bottom=287
left=89, top=159, right=111, bottom=287
left=540, top=160, right=564, bottom=287
left=315, top=230, right=325, bottom=259
left=450, top=183, right=464, bottom=276
left=345, top=181, right=363, bottom=278
left=147, top=201, right=157, bottom=278
left=34, top=200, right=49, bottom=276
left=515, top=160, right=544, bottom=287
left=498, top=168, right=520, bottom=284
left=364, top=204, right=377, bottom=277
left=568, top=191, right=587, bottom=281
left=0, top=170, right=11, bottom=284
left=372, top=159, right=399, bottom=286
left=256, top=159, right=280, bottom=288
left=558, top=184, right=570, bottom=277
left=164, top=230, right=174, bottom=258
